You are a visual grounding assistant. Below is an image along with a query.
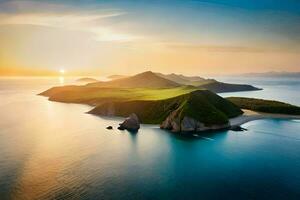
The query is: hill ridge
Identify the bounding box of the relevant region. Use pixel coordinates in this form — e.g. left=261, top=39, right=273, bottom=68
left=88, top=71, right=180, bottom=88
left=100, top=71, right=260, bottom=92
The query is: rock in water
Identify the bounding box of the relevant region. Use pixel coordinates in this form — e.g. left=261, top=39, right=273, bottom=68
left=106, top=126, right=113, bottom=130
left=118, top=113, right=140, bottom=131
left=117, top=126, right=125, bottom=130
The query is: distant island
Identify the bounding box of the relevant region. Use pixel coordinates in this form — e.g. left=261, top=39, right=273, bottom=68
left=40, top=71, right=300, bottom=132
left=107, top=75, right=128, bottom=80
left=76, top=77, right=98, bottom=83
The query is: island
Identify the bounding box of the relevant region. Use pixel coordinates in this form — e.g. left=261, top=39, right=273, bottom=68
left=40, top=71, right=300, bottom=133
left=76, top=77, right=98, bottom=83
left=107, top=75, right=128, bottom=80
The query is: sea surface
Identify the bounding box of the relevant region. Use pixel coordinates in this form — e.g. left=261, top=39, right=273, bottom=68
left=0, top=76, right=300, bottom=200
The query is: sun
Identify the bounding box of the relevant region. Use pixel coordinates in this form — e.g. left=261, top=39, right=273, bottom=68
left=59, top=69, right=65, bottom=74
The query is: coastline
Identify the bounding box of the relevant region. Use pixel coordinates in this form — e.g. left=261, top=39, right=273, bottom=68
left=230, top=109, right=300, bottom=127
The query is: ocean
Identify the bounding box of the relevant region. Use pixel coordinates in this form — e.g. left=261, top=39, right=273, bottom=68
left=0, top=76, right=299, bottom=200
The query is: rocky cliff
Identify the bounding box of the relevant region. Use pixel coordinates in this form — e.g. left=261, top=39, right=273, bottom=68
left=160, top=110, right=230, bottom=132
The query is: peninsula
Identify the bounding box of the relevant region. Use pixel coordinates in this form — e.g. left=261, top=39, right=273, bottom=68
left=40, top=71, right=300, bottom=132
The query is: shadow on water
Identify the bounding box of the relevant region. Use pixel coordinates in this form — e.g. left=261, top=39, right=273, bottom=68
left=125, top=129, right=139, bottom=145
left=92, top=115, right=125, bottom=122
left=126, top=129, right=139, bottom=135
left=157, top=127, right=233, bottom=142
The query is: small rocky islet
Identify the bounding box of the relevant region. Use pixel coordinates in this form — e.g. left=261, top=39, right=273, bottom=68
left=105, top=114, right=140, bottom=132
left=117, top=113, right=140, bottom=132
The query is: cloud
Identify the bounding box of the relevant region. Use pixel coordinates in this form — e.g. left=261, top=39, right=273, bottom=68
left=0, top=0, right=141, bottom=42
left=0, top=13, right=124, bottom=27
left=161, top=42, right=266, bottom=53
left=0, top=0, right=119, bottom=14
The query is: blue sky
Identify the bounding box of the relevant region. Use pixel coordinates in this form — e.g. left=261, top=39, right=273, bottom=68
left=0, top=0, right=299, bottom=75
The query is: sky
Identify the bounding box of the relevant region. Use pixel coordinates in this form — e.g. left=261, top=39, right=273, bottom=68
left=0, top=0, right=299, bottom=76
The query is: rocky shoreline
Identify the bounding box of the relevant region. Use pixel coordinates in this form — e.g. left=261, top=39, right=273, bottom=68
left=106, top=110, right=300, bottom=133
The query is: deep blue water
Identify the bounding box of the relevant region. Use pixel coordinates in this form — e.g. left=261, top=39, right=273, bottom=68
left=0, top=77, right=299, bottom=200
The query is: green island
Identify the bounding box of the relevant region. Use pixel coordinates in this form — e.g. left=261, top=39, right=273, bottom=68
left=40, top=71, right=300, bottom=132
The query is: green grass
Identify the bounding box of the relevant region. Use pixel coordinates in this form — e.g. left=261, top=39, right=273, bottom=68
left=40, top=85, right=198, bottom=104
left=227, top=97, right=300, bottom=115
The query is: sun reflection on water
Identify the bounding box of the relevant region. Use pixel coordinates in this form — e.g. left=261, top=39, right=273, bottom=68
left=59, top=77, right=65, bottom=85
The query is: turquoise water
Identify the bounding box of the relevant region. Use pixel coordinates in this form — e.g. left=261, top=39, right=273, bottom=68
left=0, top=77, right=299, bottom=200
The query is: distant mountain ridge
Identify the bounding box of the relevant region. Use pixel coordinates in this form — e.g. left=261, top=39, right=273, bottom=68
left=101, top=71, right=261, bottom=92
left=155, top=72, right=206, bottom=85
left=107, top=75, right=128, bottom=80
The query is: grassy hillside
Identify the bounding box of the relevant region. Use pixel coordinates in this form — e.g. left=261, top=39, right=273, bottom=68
left=40, top=85, right=198, bottom=105
left=88, top=71, right=180, bottom=88
left=89, top=90, right=242, bottom=125
left=227, top=97, right=300, bottom=115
